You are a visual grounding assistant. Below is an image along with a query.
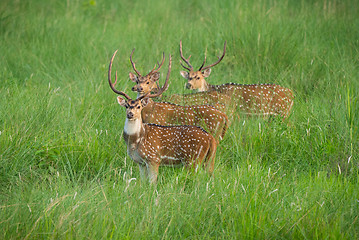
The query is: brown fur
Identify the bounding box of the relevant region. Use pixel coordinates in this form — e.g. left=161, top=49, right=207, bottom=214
left=179, top=41, right=294, bottom=119
left=129, top=54, right=230, bottom=140
left=119, top=96, right=217, bottom=184
left=141, top=98, right=228, bottom=141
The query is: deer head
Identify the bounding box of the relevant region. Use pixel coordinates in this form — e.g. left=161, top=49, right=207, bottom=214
left=129, top=48, right=165, bottom=97
left=109, top=49, right=171, bottom=122
left=179, top=40, right=226, bottom=91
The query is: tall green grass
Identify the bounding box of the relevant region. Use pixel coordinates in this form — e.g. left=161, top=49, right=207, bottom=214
left=1, top=0, right=358, bottom=239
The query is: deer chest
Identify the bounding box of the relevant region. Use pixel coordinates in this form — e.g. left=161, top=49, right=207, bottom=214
left=123, top=133, right=146, bottom=165
left=127, top=145, right=146, bottom=165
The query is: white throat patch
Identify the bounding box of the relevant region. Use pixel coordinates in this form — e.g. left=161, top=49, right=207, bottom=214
left=124, top=118, right=142, bottom=135
left=197, top=82, right=210, bottom=92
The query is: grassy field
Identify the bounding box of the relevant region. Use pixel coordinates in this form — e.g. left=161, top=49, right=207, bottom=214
left=1, top=0, right=358, bottom=239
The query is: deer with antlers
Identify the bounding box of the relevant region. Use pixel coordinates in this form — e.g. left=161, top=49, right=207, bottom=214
left=128, top=48, right=230, bottom=112
left=109, top=50, right=217, bottom=184
left=128, top=49, right=229, bottom=140
left=129, top=48, right=165, bottom=95
left=179, top=41, right=294, bottom=119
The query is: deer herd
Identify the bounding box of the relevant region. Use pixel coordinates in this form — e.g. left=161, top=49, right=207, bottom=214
left=108, top=41, right=294, bottom=184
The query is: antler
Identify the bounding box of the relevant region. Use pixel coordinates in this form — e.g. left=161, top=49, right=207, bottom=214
left=131, top=49, right=165, bottom=77
left=149, top=52, right=165, bottom=75
left=130, top=48, right=142, bottom=76
left=108, top=49, right=131, bottom=100
left=179, top=40, right=193, bottom=71
left=199, top=41, right=227, bottom=71
left=198, top=55, right=207, bottom=71
left=140, top=54, right=172, bottom=100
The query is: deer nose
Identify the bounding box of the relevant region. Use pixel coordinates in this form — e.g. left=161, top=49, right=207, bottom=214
left=185, top=83, right=192, bottom=89
left=132, top=86, right=143, bottom=92
left=127, top=112, right=134, bottom=119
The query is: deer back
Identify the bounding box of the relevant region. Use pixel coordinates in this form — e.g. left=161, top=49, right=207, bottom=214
left=159, top=90, right=230, bottom=112
left=211, top=83, right=294, bottom=118
left=141, top=99, right=228, bottom=140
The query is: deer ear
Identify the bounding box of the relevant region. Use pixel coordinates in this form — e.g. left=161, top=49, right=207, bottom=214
left=141, top=97, right=150, bottom=107
left=151, top=72, right=160, bottom=82
left=117, top=96, right=127, bottom=107
left=180, top=71, right=189, bottom=79
left=202, top=68, right=211, bottom=77
left=129, top=72, right=138, bottom=82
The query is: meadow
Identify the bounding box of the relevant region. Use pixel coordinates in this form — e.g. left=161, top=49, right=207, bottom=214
left=0, top=0, right=358, bottom=239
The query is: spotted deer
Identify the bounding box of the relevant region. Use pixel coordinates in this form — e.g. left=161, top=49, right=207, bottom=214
left=128, top=49, right=229, bottom=140
left=109, top=50, right=217, bottom=184
left=179, top=41, right=294, bottom=119
left=129, top=48, right=165, bottom=95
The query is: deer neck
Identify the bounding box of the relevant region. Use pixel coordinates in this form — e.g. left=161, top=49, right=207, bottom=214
left=140, top=99, right=155, bottom=117
left=123, top=118, right=144, bottom=136
left=123, top=117, right=147, bottom=164
left=198, top=82, right=211, bottom=92
left=208, top=83, right=225, bottom=92
left=123, top=117, right=146, bottom=160
left=145, top=98, right=155, bottom=107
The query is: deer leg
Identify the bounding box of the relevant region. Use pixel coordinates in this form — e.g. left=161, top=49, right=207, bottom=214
left=147, top=162, right=160, bottom=184
left=214, top=121, right=221, bottom=141
left=138, top=164, right=148, bottom=181
left=219, top=116, right=228, bottom=141
left=183, top=157, right=197, bottom=172
left=204, top=139, right=217, bottom=174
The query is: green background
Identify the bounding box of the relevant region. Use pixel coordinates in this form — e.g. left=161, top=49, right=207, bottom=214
left=0, top=0, right=358, bottom=239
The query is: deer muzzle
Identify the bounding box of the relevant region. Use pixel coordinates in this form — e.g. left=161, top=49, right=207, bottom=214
left=185, top=82, right=193, bottom=89
left=127, top=112, right=134, bottom=119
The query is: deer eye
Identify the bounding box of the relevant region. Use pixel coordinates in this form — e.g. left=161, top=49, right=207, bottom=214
left=146, top=82, right=150, bottom=84
left=137, top=106, right=141, bottom=109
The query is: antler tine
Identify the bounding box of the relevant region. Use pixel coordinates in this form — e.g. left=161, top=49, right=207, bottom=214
left=180, top=61, right=192, bottom=71
left=155, top=52, right=165, bottom=72
left=198, top=54, right=207, bottom=71
left=200, top=41, right=227, bottom=71
left=130, top=48, right=142, bottom=76
left=142, top=54, right=172, bottom=100
left=148, top=52, right=165, bottom=75
left=179, top=40, right=193, bottom=71
left=108, top=49, right=131, bottom=100
left=148, top=64, right=157, bottom=74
